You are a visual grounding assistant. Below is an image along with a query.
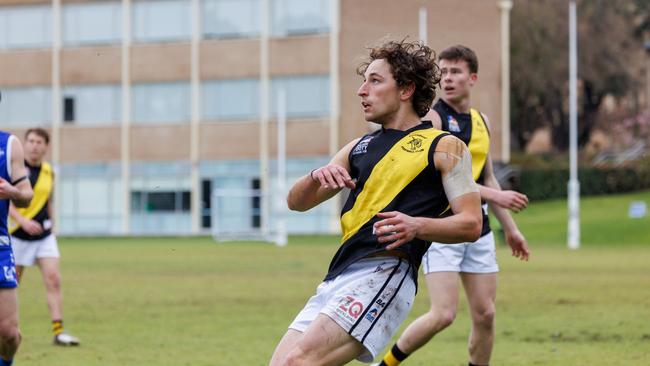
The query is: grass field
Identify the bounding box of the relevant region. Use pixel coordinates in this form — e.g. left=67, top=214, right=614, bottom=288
left=13, top=190, right=650, bottom=365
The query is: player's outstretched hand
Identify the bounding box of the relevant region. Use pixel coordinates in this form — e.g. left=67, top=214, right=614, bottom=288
left=505, top=229, right=530, bottom=261
left=374, top=211, right=419, bottom=250
left=494, top=190, right=528, bottom=212
left=311, top=164, right=356, bottom=190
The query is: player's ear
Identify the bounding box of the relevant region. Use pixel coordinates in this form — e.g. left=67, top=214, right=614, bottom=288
left=400, top=82, right=415, bottom=101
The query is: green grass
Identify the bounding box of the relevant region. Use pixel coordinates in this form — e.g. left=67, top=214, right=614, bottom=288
left=13, top=191, right=650, bottom=365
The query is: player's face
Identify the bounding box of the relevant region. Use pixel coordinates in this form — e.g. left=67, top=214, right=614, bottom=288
left=440, top=59, right=477, bottom=104
left=357, top=59, right=401, bottom=124
left=24, top=133, right=48, bottom=163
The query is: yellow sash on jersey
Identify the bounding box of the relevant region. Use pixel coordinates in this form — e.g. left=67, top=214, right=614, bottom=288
left=9, top=162, right=53, bottom=234
left=340, top=128, right=447, bottom=243
left=468, top=109, right=490, bottom=181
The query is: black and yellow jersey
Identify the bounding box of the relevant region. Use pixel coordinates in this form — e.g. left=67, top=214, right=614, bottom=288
left=433, top=99, right=491, bottom=236
left=325, top=122, right=451, bottom=282
left=10, top=161, right=53, bottom=241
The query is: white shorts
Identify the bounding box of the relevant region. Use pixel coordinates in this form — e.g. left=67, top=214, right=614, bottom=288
left=289, top=257, right=416, bottom=363
left=11, top=234, right=60, bottom=266
left=422, top=231, right=499, bottom=274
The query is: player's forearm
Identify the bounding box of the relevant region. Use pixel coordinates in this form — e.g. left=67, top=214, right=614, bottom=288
left=287, top=175, right=339, bottom=212
left=8, top=186, right=32, bottom=208
left=414, top=212, right=482, bottom=244
left=488, top=202, right=518, bottom=233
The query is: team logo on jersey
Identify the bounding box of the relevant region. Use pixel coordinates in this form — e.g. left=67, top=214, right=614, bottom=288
left=401, top=134, right=425, bottom=153
left=448, top=115, right=461, bottom=132
left=352, top=136, right=373, bottom=156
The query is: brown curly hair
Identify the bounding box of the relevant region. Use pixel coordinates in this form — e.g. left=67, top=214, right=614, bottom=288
left=357, top=39, right=441, bottom=117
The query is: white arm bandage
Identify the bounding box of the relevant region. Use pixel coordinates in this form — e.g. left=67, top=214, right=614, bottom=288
left=441, top=148, right=479, bottom=202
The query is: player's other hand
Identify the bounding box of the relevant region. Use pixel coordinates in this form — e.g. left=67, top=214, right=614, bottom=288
left=494, top=190, right=528, bottom=212
left=374, top=211, right=419, bottom=250
left=311, top=164, right=356, bottom=190
left=22, top=219, right=44, bottom=236
left=505, top=229, right=529, bottom=261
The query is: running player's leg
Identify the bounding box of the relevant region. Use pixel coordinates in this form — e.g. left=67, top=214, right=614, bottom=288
left=459, top=232, right=499, bottom=366
left=376, top=243, right=464, bottom=366
left=280, top=314, right=366, bottom=366
left=37, top=257, right=62, bottom=321
left=269, top=329, right=305, bottom=366
left=395, top=271, right=459, bottom=353
left=461, top=273, right=496, bottom=365
left=0, top=288, right=20, bottom=365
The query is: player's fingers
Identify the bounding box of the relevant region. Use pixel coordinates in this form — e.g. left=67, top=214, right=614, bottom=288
left=376, top=211, right=398, bottom=219
left=385, top=237, right=405, bottom=250
left=320, top=168, right=338, bottom=188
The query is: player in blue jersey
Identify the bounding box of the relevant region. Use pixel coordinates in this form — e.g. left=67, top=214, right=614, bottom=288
left=0, top=92, right=34, bottom=366
left=269, top=40, right=483, bottom=366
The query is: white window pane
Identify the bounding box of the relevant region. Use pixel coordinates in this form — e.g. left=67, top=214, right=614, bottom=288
left=272, top=75, right=329, bottom=118
left=2, top=6, right=51, bottom=49
left=133, top=0, right=191, bottom=43
left=63, top=2, right=122, bottom=46
left=202, top=79, right=259, bottom=120
left=77, top=179, right=111, bottom=216
left=202, top=0, right=260, bottom=39
left=0, top=87, right=52, bottom=126
left=272, top=0, right=329, bottom=36
left=132, top=82, right=190, bottom=123
left=62, top=85, right=121, bottom=125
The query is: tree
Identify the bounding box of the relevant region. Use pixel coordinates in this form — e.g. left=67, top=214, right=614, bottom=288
left=510, top=0, right=649, bottom=151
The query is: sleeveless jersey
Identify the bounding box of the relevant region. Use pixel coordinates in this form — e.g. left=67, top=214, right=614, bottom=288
left=325, top=122, right=451, bottom=282
left=10, top=161, right=53, bottom=241
left=434, top=99, right=491, bottom=236
left=0, top=132, right=13, bottom=247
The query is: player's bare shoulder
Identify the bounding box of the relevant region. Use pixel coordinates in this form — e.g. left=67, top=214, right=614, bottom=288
left=434, top=134, right=468, bottom=171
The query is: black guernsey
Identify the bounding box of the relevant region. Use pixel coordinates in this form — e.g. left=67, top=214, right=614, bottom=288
left=433, top=99, right=491, bottom=236
left=324, top=122, right=451, bottom=282
left=12, top=162, right=52, bottom=241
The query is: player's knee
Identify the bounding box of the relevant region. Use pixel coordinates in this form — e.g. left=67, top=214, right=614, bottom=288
left=473, top=305, right=496, bottom=328
left=45, top=272, right=62, bottom=290
left=0, top=324, right=21, bottom=348
left=427, top=308, right=456, bottom=329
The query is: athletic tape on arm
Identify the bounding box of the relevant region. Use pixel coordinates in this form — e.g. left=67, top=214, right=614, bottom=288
left=441, top=147, right=478, bottom=202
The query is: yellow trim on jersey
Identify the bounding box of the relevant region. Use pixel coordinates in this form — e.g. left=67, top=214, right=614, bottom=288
left=9, top=161, right=53, bottom=234
left=340, top=129, right=447, bottom=243
left=468, top=109, right=490, bottom=181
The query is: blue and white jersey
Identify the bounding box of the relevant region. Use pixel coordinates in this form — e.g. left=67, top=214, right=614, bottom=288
left=0, top=131, right=13, bottom=246
left=0, top=130, right=18, bottom=288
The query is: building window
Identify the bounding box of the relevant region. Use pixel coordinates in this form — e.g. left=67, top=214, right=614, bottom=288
left=202, top=0, right=260, bottom=39
left=271, top=75, right=329, bottom=118
left=63, top=2, right=122, bottom=46
left=132, top=0, right=191, bottom=43
left=130, top=161, right=192, bottom=234
left=59, top=163, right=123, bottom=235
left=0, top=87, right=52, bottom=126
left=62, top=85, right=121, bottom=125
left=0, top=5, right=51, bottom=49
left=271, top=0, right=329, bottom=37
left=202, top=78, right=259, bottom=121
left=132, top=82, right=190, bottom=123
